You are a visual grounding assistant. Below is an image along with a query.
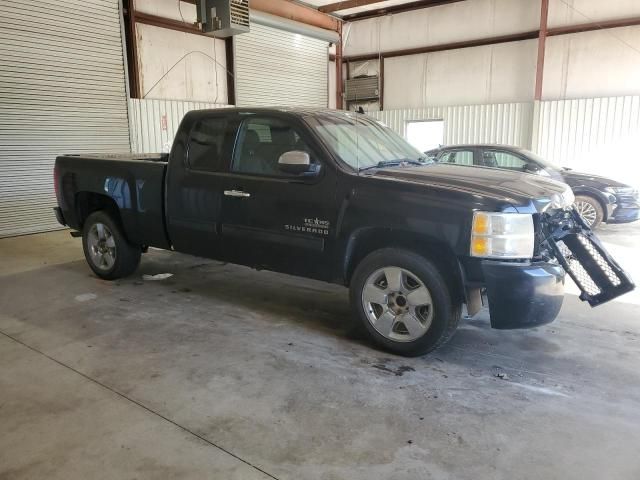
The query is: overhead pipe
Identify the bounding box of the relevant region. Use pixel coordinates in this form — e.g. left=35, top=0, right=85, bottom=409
left=179, top=0, right=341, bottom=34
left=250, top=10, right=340, bottom=43
left=250, top=0, right=340, bottom=33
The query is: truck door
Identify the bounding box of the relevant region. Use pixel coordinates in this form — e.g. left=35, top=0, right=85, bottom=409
left=165, top=114, right=239, bottom=258
left=217, top=114, right=339, bottom=281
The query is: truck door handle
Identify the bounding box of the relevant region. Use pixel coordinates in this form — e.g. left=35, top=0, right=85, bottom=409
left=224, top=189, right=251, bottom=198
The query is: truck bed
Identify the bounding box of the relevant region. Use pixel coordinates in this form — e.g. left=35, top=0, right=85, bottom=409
left=55, top=153, right=170, bottom=249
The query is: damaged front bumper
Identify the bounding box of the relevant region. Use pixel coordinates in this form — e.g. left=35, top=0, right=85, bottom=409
left=544, top=209, right=635, bottom=306
left=480, top=208, right=634, bottom=329
left=482, top=260, right=565, bottom=329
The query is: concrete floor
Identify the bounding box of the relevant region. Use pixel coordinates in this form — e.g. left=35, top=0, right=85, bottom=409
left=1, top=224, right=640, bottom=480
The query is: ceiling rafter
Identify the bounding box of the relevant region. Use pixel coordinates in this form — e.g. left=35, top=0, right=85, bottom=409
left=319, top=0, right=389, bottom=14
left=340, top=0, right=465, bottom=21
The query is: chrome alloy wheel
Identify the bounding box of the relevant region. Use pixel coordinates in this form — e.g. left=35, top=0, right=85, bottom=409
left=574, top=200, right=597, bottom=226
left=87, top=222, right=116, bottom=271
left=361, top=266, right=434, bottom=342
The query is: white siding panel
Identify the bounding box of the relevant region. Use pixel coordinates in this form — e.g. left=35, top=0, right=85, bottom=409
left=533, top=96, right=640, bottom=186
left=136, top=23, right=228, bottom=103
left=374, top=97, right=640, bottom=186
left=548, top=0, right=640, bottom=28
left=0, top=0, right=130, bottom=238
left=343, top=0, right=539, bottom=57
left=128, top=99, right=231, bottom=153
left=234, top=23, right=328, bottom=107
left=543, top=27, right=640, bottom=100
left=370, top=103, right=534, bottom=148
left=383, top=40, right=537, bottom=109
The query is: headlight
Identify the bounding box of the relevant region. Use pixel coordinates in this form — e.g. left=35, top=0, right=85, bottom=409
left=605, top=186, right=636, bottom=195
left=470, top=212, right=535, bottom=259
left=549, top=185, right=575, bottom=210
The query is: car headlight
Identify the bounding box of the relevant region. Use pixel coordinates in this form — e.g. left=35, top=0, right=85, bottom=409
left=470, top=212, right=535, bottom=259
left=549, top=185, right=575, bottom=210
left=605, top=186, right=636, bottom=195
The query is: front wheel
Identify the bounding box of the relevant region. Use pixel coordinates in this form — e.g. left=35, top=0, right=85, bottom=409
left=82, top=211, right=141, bottom=280
left=350, top=248, right=462, bottom=356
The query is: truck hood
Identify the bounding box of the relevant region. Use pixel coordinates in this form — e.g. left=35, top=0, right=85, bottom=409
left=370, top=164, right=571, bottom=213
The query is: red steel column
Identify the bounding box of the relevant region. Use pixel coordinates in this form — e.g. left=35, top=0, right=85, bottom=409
left=534, top=0, right=550, bottom=101
left=336, top=21, right=344, bottom=109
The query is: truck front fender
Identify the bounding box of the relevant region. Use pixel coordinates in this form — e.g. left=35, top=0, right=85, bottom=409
left=342, top=227, right=466, bottom=305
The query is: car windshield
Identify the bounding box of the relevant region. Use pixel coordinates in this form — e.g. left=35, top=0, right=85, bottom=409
left=424, top=150, right=439, bottom=162
left=517, top=148, right=563, bottom=171
left=305, top=112, right=429, bottom=171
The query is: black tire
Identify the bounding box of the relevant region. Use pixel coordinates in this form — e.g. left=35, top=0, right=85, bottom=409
left=82, top=211, right=141, bottom=280
left=574, top=195, right=604, bottom=229
left=350, top=248, right=462, bottom=357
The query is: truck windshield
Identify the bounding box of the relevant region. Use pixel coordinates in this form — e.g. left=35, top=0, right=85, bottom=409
left=306, top=113, right=429, bottom=171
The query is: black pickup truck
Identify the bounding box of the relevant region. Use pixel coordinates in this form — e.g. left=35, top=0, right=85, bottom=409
left=53, top=108, right=634, bottom=356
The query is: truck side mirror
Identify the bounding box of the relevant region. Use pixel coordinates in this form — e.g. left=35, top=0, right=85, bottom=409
left=278, top=150, right=315, bottom=175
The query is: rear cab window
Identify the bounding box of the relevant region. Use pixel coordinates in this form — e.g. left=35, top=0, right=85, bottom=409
left=186, top=117, right=230, bottom=172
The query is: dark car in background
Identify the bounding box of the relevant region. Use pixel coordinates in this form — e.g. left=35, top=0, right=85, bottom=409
left=426, top=144, right=640, bottom=229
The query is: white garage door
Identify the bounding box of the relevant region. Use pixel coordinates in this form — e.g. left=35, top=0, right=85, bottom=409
left=0, top=0, right=130, bottom=237
left=235, top=23, right=328, bottom=107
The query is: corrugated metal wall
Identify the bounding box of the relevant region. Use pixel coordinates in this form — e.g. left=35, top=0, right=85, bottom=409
left=533, top=96, right=640, bottom=172
left=0, top=0, right=130, bottom=238
left=128, top=99, right=231, bottom=153
left=369, top=97, right=640, bottom=186
left=369, top=103, right=534, bottom=148
left=128, top=96, right=640, bottom=183
left=234, top=23, right=329, bottom=107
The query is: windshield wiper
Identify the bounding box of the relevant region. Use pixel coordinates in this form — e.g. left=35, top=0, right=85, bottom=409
left=359, top=158, right=428, bottom=172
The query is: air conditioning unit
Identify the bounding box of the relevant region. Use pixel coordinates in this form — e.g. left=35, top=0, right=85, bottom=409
left=345, top=76, right=380, bottom=102
left=196, top=0, right=250, bottom=38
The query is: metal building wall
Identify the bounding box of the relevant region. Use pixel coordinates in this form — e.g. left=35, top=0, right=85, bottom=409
left=234, top=23, right=329, bottom=107
left=128, top=99, right=231, bottom=153
left=369, top=103, right=534, bottom=148
left=370, top=96, right=640, bottom=185
left=130, top=95, right=640, bottom=177
left=533, top=95, right=640, bottom=170
left=0, top=0, right=130, bottom=238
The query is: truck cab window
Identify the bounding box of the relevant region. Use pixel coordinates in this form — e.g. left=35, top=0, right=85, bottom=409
left=187, top=117, right=228, bottom=172
left=233, top=117, right=314, bottom=176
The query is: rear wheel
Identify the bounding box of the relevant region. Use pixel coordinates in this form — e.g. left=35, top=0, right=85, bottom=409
left=82, top=211, right=141, bottom=280
left=350, top=248, right=462, bottom=356
left=574, top=195, right=604, bottom=229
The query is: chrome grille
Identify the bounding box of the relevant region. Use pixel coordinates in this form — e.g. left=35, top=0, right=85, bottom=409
left=548, top=225, right=634, bottom=306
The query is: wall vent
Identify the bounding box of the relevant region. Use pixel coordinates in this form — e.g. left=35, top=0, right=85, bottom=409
left=345, top=75, right=379, bottom=102
left=197, top=0, right=250, bottom=38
